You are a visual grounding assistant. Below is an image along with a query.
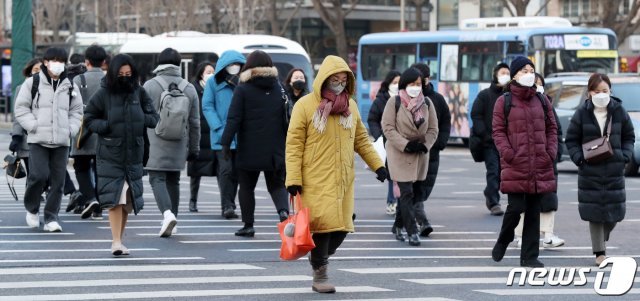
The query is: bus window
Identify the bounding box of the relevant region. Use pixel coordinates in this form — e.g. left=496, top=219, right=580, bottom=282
left=361, top=44, right=416, bottom=81
left=440, top=44, right=459, bottom=81
left=530, top=34, right=616, bottom=75
left=419, top=43, right=438, bottom=77
left=507, top=41, right=524, bottom=54
left=459, top=42, right=501, bottom=81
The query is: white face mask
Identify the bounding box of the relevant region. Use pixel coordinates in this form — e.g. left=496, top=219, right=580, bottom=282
left=592, top=93, right=610, bottom=108
left=516, top=73, right=535, bottom=87
left=497, top=74, right=511, bottom=86
left=536, top=85, right=544, bottom=94
left=203, top=73, right=213, bottom=83
left=406, top=86, right=422, bottom=98
left=226, top=65, right=240, bottom=75
left=48, top=62, right=65, bottom=76
left=388, top=83, right=399, bottom=96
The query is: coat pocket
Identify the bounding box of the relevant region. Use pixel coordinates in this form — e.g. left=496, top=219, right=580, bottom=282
left=99, top=137, right=123, bottom=161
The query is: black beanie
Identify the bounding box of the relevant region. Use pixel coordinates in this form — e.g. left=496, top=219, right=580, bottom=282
left=492, top=63, right=510, bottom=83
left=509, top=56, right=534, bottom=78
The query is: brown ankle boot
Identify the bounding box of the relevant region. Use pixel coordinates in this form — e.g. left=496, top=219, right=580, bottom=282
left=312, top=265, right=336, bottom=293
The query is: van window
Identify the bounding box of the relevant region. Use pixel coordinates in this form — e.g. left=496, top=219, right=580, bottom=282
left=556, top=84, right=587, bottom=110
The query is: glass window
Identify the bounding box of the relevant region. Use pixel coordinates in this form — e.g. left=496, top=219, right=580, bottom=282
left=556, top=84, right=587, bottom=110
left=419, top=43, right=438, bottom=77
left=480, top=0, right=503, bottom=17
left=361, top=44, right=416, bottom=81
left=438, top=0, right=459, bottom=28
left=612, top=83, right=640, bottom=111
left=459, top=43, right=502, bottom=81
left=440, top=44, right=459, bottom=81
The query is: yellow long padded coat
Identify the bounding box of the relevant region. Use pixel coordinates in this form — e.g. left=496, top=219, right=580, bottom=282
left=285, top=56, right=384, bottom=233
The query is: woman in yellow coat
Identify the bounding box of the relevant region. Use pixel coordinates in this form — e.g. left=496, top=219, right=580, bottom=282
left=286, top=55, right=386, bottom=293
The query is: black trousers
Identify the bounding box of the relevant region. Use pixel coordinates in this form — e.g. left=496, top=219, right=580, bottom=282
left=63, top=170, right=76, bottom=195
left=483, top=146, right=501, bottom=209
left=215, top=151, right=238, bottom=212
left=237, top=168, right=289, bottom=224
left=415, top=150, right=440, bottom=224
left=497, top=193, right=542, bottom=261
left=24, top=144, right=69, bottom=223
left=73, top=155, right=98, bottom=208
left=394, top=180, right=427, bottom=235
left=310, top=231, right=348, bottom=269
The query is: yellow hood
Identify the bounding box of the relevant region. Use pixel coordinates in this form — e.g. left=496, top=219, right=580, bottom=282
left=312, top=55, right=356, bottom=101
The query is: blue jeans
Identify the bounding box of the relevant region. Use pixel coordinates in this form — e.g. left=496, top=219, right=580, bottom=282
left=483, top=146, right=501, bottom=209
left=386, top=179, right=396, bottom=205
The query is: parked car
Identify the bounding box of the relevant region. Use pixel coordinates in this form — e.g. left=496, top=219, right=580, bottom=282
left=545, top=74, right=640, bottom=176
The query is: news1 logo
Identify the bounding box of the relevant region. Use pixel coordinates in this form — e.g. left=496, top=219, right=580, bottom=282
left=506, top=257, right=638, bottom=296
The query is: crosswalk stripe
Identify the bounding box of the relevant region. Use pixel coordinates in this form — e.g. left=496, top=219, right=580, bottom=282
left=99, top=225, right=403, bottom=229
left=314, top=298, right=462, bottom=301
left=228, top=246, right=602, bottom=252
left=136, top=231, right=492, bottom=236
left=0, top=286, right=393, bottom=300
left=0, top=257, right=204, bottom=264
left=0, top=275, right=313, bottom=289
left=475, top=288, right=640, bottom=295
left=0, top=248, right=157, bottom=253
left=404, top=277, right=640, bottom=285
left=0, top=263, right=262, bottom=275
left=181, top=239, right=497, bottom=244
left=0, top=233, right=74, bottom=236
left=331, top=255, right=640, bottom=261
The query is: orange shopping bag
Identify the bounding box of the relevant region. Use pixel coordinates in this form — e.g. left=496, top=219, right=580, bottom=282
left=278, top=194, right=315, bottom=260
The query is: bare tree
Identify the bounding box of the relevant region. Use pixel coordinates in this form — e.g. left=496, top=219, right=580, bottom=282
left=209, top=0, right=223, bottom=33
left=35, top=0, right=70, bottom=43
left=413, top=0, right=426, bottom=30
left=602, top=0, right=640, bottom=46
left=502, top=0, right=529, bottom=16
left=265, top=0, right=302, bottom=36
left=311, top=0, right=359, bottom=60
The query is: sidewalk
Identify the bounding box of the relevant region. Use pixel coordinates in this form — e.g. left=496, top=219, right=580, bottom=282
left=0, top=112, right=13, bottom=129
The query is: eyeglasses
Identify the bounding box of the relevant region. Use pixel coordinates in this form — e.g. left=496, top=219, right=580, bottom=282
left=330, top=79, right=347, bottom=87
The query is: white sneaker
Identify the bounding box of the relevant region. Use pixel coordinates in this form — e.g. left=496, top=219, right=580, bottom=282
left=26, top=212, right=40, bottom=228
left=385, top=203, right=397, bottom=215
left=159, top=210, right=177, bottom=238
left=43, top=221, right=62, bottom=232
left=543, top=235, right=565, bottom=248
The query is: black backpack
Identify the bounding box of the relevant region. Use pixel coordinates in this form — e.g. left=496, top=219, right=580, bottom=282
left=503, top=91, right=549, bottom=128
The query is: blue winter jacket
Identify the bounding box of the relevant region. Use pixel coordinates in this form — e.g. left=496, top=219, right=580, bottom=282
left=202, top=50, right=246, bottom=150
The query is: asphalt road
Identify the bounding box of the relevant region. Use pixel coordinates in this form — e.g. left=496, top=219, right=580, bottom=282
left=1, top=128, right=640, bottom=301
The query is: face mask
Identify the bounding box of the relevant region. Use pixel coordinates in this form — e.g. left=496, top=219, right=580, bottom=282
left=226, top=65, right=240, bottom=75
left=203, top=73, right=213, bottom=83
left=516, top=73, right=535, bottom=87
left=591, top=93, right=610, bottom=108
left=117, top=76, right=135, bottom=92
left=406, top=86, right=422, bottom=98
left=388, top=83, right=399, bottom=96
left=292, top=80, right=306, bottom=91
left=497, top=74, right=510, bottom=86
left=329, top=81, right=346, bottom=95
left=536, top=85, right=544, bottom=94
left=48, top=62, right=65, bottom=76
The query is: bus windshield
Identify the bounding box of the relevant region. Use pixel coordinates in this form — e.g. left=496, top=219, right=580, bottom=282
left=530, top=34, right=616, bottom=74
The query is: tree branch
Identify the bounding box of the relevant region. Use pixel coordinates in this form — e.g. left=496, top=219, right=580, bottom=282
left=534, top=0, right=552, bottom=16
left=312, top=0, right=338, bottom=32
left=278, top=2, right=302, bottom=36
left=344, top=0, right=360, bottom=16
left=502, top=0, right=516, bottom=17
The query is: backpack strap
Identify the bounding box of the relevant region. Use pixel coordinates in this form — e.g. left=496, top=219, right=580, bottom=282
left=503, top=92, right=512, bottom=128
left=177, top=79, right=189, bottom=92
left=79, top=74, right=87, bottom=89
left=31, top=73, right=40, bottom=102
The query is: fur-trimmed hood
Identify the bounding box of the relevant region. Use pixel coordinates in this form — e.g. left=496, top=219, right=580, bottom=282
left=239, top=66, right=278, bottom=83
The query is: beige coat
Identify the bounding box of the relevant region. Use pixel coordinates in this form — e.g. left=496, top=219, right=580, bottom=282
left=382, top=96, right=438, bottom=182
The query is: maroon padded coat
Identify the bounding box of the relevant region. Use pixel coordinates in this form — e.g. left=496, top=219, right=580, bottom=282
left=492, top=84, right=558, bottom=194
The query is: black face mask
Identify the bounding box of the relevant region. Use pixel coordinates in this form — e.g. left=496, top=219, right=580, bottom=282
left=291, top=80, right=306, bottom=91
left=117, top=76, right=135, bottom=92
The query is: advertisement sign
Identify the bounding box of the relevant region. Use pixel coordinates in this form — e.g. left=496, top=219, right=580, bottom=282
left=564, top=34, right=609, bottom=50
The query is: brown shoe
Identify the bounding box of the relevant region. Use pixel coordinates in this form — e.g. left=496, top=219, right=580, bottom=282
left=490, top=205, right=504, bottom=216
left=312, top=265, right=336, bottom=293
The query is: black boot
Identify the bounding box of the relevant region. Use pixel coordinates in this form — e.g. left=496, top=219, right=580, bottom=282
left=520, top=259, right=544, bottom=267
left=393, top=227, right=405, bottom=242
left=235, top=224, right=255, bottom=237
left=278, top=209, right=289, bottom=222
left=492, top=242, right=508, bottom=262
left=408, top=233, right=421, bottom=246
left=419, top=223, right=433, bottom=237
left=189, top=199, right=198, bottom=212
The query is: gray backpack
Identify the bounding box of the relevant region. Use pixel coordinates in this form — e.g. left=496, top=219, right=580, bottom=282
left=152, top=77, right=191, bottom=140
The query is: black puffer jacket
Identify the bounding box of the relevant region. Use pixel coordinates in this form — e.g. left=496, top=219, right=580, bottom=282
left=84, top=81, right=159, bottom=214
left=285, top=85, right=308, bottom=117
left=221, top=67, right=287, bottom=171
left=565, top=97, right=635, bottom=223
left=367, top=89, right=390, bottom=140
left=471, top=82, right=504, bottom=147
left=425, top=83, right=451, bottom=151
left=188, top=80, right=216, bottom=177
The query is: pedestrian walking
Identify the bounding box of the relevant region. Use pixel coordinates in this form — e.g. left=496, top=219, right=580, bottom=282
left=490, top=56, right=558, bottom=268
left=14, top=47, right=84, bottom=232
left=187, top=62, right=216, bottom=213
left=284, top=68, right=310, bottom=117
left=144, top=48, right=200, bottom=238
left=411, top=63, right=451, bottom=237
left=382, top=67, right=439, bottom=247
left=68, top=45, right=108, bottom=220
left=367, top=70, right=401, bottom=216
left=220, top=50, right=289, bottom=237
left=513, top=73, right=565, bottom=249
left=84, top=54, right=159, bottom=255
left=286, top=55, right=386, bottom=293
left=565, top=73, right=635, bottom=266
left=202, top=50, right=246, bottom=219
left=470, top=63, right=511, bottom=216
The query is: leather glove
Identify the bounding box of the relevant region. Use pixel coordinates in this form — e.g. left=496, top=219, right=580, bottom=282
left=404, top=140, right=421, bottom=153
left=417, top=143, right=428, bottom=153
left=287, top=185, right=302, bottom=196
left=9, top=135, right=23, bottom=153
left=222, top=145, right=232, bottom=161
left=375, top=167, right=387, bottom=182
left=225, top=74, right=239, bottom=86
left=186, top=152, right=199, bottom=162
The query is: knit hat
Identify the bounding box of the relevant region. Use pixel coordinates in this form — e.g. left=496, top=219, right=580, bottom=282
left=509, top=56, right=534, bottom=78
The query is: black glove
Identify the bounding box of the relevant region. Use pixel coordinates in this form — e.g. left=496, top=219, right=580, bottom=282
left=226, top=74, right=239, bottom=86
left=375, top=167, right=387, bottom=182
left=187, top=152, right=199, bottom=162
left=417, top=143, right=428, bottom=153
left=404, top=140, right=421, bottom=153
left=9, top=135, right=23, bottom=153
left=287, top=185, right=302, bottom=196
left=222, top=145, right=232, bottom=161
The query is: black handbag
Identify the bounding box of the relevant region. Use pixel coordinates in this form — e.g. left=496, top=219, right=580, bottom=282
left=3, top=153, right=26, bottom=202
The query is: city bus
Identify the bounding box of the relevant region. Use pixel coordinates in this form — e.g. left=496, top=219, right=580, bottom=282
left=357, top=17, right=618, bottom=142
left=68, top=32, right=151, bottom=56
left=119, top=33, right=314, bottom=88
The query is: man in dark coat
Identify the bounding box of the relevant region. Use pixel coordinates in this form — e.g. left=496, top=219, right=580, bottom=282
left=410, top=63, right=451, bottom=237
left=470, top=63, right=510, bottom=216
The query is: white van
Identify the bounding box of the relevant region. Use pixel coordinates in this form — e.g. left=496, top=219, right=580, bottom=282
left=119, top=33, right=314, bottom=88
